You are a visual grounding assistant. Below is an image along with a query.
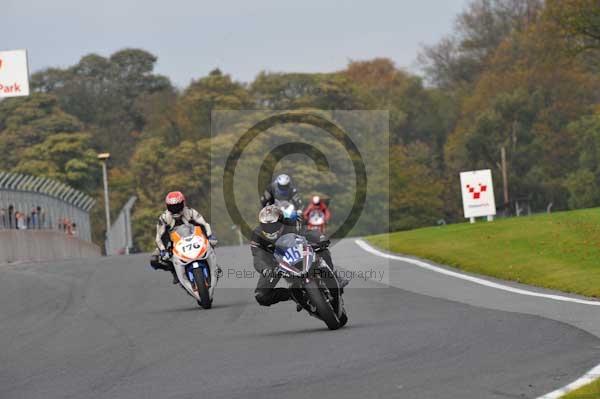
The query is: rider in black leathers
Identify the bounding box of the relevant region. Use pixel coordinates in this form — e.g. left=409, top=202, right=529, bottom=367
left=250, top=205, right=342, bottom=307
left=260, top=173, right=303, bottom=209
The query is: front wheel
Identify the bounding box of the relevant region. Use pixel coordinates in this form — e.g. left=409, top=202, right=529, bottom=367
left=305, top=279, right=342, bottom=330
left=192, top=267, right=211, bottom=309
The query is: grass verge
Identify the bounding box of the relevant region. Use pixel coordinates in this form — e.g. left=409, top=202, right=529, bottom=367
left=367, top=208, right=600, bottom=298
left=562, top=378, right=600, bottom=398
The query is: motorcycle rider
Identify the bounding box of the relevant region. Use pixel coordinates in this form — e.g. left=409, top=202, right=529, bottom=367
left=303, top=195, right=331, bottom=228
left=250, top=205, right=347, bottom=308
left=260, top=173, right=303, bottom=210
left=150, top=191, right=217, bottom=284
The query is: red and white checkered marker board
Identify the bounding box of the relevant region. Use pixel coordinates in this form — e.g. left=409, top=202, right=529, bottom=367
left=460, top=169, right=496, bottom=219
left=0, top=49, right=30, bottom=98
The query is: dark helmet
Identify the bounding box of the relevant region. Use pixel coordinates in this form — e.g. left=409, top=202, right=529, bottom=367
left=165, top=191, right=185, bottom=215
left=274, top=174, right=291, bottom=197
left=259, top=205, right=284, bottom=240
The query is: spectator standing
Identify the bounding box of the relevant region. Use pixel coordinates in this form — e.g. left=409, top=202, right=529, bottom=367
left=8, top=204, right=14, bottom=229
left=0, top=208, right=6, bottom=229
left=30, top=207, right=38, bottom=229
left=36, top=206, right=45, bottom=229
left=16, top=212, right=27, bottom=230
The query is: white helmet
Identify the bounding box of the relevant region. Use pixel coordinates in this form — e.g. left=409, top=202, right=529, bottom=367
left=312, top=195, right=320, bottom=205
left=274, top=174, right=292, bottom=197
left=276, top=174, right=290, bottom=186
left=259, top=205, right=284, bottom=240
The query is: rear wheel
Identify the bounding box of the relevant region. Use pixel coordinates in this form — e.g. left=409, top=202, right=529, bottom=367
left=192, top=267, right=211, bottom=309
left=305, top=279, right=341, bottom=330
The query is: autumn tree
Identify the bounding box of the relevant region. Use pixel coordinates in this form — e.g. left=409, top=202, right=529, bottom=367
left=420, top=0, right=543, bottom=89
left=0, top=94, right=85, bottom=171
left=31, top=49, right=174, bottom=164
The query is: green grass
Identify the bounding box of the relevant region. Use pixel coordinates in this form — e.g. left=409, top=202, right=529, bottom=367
left=562, top=379, right=600, bottom=398
left=367, top=208, right=600, bottom=298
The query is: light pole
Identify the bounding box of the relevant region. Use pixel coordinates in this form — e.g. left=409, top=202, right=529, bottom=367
left=98, top=153, right=111, bottom=254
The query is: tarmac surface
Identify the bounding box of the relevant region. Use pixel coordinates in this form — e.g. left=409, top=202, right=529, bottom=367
left=1, top=239, right=599, bottom=398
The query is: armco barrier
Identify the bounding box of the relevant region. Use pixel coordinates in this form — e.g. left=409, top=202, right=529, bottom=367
left=0, top=230, right=100, bottom=264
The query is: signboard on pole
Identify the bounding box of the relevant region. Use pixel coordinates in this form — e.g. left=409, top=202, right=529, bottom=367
left=460, top=169, right=496, bottom=219
left=0, top=49, right=30, bottom=98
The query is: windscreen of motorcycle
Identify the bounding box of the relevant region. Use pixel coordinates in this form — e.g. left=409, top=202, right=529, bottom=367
left=170, top=225, right=208, bottom=262
left=274, top=233, right=315, bottom=274
left=309, top=210, right=325, bottom=225
left=275, top=200, right=296, bottom=220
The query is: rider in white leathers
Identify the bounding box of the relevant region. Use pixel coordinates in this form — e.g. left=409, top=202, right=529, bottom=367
left=150, top=191, right=217, bottom=285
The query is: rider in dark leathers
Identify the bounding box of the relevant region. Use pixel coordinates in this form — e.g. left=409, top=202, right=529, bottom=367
left=250, top=205, right=343, bottom=307
left=260, top=173, right=303, bottom=210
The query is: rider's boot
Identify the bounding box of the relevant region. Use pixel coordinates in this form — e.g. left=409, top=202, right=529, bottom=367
left=170, top=268, right=179, bottom=285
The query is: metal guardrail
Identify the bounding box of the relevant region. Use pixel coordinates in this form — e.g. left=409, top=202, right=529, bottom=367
left=0, top=172, right=96, bottom=242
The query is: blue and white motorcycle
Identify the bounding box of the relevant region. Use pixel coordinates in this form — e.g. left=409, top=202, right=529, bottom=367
left=273, top=233, right=348, bottom=330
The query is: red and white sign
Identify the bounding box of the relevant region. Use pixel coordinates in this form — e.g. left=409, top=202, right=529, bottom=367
left=460, top=169, right=496, bottom=219
left=0, top=49, right=30, bottom=98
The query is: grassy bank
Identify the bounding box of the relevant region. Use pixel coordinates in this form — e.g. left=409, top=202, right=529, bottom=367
left=562, top=378, right=600, bottom=398
left=367, top=208, right=600, bottom=298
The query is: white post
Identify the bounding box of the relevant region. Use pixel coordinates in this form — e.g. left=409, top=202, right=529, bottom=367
left=470, top=217, right=475, bottom=224
left=98, top=153, right=111, bottom=255
left=487, top=215, right=494, bottom=222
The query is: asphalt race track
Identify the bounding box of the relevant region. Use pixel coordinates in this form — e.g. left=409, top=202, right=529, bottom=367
left=1, top=240, right=599, bottom=399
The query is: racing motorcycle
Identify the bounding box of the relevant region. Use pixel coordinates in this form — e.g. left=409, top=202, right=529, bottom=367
left=273, top=233, right=348, bottom=330
left=306, top=209, right=326, bottom=233
left=169, top=223, right=218, bottom=309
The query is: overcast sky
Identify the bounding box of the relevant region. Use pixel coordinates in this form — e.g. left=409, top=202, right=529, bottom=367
left=5, top=0, right=468, bottom=87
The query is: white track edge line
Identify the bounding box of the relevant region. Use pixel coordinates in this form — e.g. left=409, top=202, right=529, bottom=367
left=354, top=239, right=600, bottom=306
left=536, top=364, right=600, bottom=399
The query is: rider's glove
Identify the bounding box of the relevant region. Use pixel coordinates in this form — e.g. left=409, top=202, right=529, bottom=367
left=159, top=250, right=171, bottom=262
left=208, top=234, right=218, bottom=246
left=262, top=267, right=278, bottom=278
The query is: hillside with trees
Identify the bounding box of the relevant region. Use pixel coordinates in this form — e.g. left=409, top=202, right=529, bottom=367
left=1, top=0, right=599, bottom=249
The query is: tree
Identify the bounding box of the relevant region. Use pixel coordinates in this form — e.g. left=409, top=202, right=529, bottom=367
left=545, top=0, right=600, bottom=54
left=31, top=49, right=174, bottom=164
left=390, top=144, right=445, bottom=230
left=343, top=58, right=453, bottom=169
left=444, top=8, right=600, bottom=213
left=251, top=71, right=364, bottom=110
left=565, top=169, right=600, bottom=209
left=177, top=69, right=252, bottom=141
left=419, top=0, right=543, bottom=89
left=14, top=133, right=99, bottom=193
left=0, top=94, right=84, bottom=170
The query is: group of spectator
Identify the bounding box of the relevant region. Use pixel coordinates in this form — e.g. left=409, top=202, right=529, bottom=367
left=0, top=205, right=80, bottom=237
left=0, top=205, right=45, bottom=230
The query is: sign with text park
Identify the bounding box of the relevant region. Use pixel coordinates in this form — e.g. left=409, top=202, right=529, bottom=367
left=0, top=49, right=30, bottom=98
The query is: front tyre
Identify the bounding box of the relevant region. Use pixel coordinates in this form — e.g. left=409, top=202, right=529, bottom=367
left=192, top=267, right=212, bottom=309
left=305, top=279, right=342, bottom=330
